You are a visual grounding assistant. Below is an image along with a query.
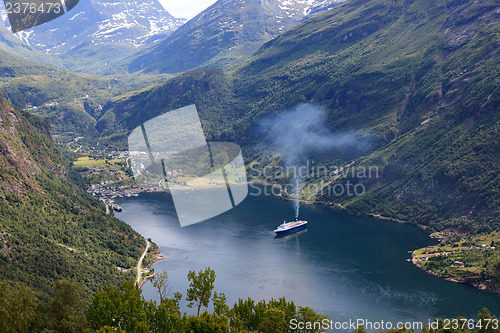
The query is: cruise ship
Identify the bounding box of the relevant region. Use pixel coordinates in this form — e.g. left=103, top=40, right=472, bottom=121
left=274, top=218, right=308, bottom=235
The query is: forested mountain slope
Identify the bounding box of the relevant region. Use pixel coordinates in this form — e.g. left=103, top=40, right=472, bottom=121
left=0, top=45, right=176, bottom=141
left=0, top=95, right=144, bottom=298
left=98, top=0, right=499, bottom=232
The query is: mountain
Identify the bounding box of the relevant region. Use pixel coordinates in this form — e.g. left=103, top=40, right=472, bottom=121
left=0, top=25, right=63, bottom=67
left=0, top=41, right=175, bottom=142
left=0, top=47, right=111, bottom=138
left=305, top=0, right=346, bottom=16
left=0, top=0, right=186, bottom=73
left=128, top=0, right=345, bottom=74
left=0, top=94, right=146, bottom=297
left=101, top=0, right=499, bottom=232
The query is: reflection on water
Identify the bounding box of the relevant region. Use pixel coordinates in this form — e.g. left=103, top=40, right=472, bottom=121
left=274, top=229, right=308, bottom=240
left=116, top=189, right=500, bottom=329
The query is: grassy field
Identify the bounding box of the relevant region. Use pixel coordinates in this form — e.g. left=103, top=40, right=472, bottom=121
left=74, top=156, right=123, bottom=168
left=73, top=156, right=132, bottom=185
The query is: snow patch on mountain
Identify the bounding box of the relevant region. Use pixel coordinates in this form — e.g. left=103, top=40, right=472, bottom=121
left=305, top=0, right=346, bottom=16
left=4, top=0, right=186, bottom=55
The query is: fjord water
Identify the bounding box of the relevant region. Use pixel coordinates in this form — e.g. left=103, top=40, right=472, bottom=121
left=116, top=187, right=500, bottom=326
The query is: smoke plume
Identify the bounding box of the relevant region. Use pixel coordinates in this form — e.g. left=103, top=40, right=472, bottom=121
left=258, top=104, right=370, bottom=218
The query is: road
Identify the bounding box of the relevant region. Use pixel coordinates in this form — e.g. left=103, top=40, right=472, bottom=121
left=136, top=239, right=150, bottom=285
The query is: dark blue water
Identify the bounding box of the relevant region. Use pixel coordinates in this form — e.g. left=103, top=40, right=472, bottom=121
left=115, top=187, right=500, bottom=328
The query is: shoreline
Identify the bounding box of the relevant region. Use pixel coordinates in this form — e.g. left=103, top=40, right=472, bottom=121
left=253, top=180, right=429, bottom=231
left=137, top=240, right=166, bottom=289
left=140, top=252, right=166, bottom=288
left=138, top=255, right=167, bottom=289
left=411, top=250, right=500, bottom=295
left=127, top=182, right=498, bottom=295
left=136, top=239, right=150, bottom=285
left=253, top=181, right=499, bottom=295
left=326, top=205, right=500, bottom=295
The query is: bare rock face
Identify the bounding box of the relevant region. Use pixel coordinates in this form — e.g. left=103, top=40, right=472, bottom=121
left=0, top=0, right=186, bottom=72
left=128, top=0, right=347, bottom=74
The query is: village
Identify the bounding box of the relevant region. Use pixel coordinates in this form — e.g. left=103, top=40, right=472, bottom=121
left=72, top=148, right=194, bottom=213
left=413, top=243, right=496, bottom=267
left=410, top=230, right=500, bottom=292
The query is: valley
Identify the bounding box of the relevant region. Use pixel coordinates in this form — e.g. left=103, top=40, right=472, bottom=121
left=0, top=0, right=498, bottom=330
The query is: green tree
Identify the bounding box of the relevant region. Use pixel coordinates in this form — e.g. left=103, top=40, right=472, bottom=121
left=213, top=292, right=230, bottom=318
left=87, top=280, right=149, bottom=332
left=115, top=280, right=149, bottom=332
left=0, top=281, right=38, bottom=333
left=97, top=327, right=126, bottom=333
left=268, top=297, right=296, bottom=327
left=229, top=298, right=261, bottom=331
left=186, top=267, right=216, bottom=316
left=153, top=292, right=182, bottom=332
left=87, top=284, right=123, bottom=330
left=352, top=326, right=368, bottom=333
left=297, top=306, right=329, bottom=333
left=181, top=312, right=229, bottom=333
left=258, top=307, right=286, bottom=333
left=151, top=271, right=172, bottom=302
left=477, top=307, right=496, bottom=333
left=47, top=280, right=88, bottom=333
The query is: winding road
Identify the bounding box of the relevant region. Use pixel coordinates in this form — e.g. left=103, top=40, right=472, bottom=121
left=136, top=239, right=150, bottom=285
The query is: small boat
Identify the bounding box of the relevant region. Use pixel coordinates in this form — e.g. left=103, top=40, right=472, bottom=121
left=274, top=218, right=307, bottom=235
